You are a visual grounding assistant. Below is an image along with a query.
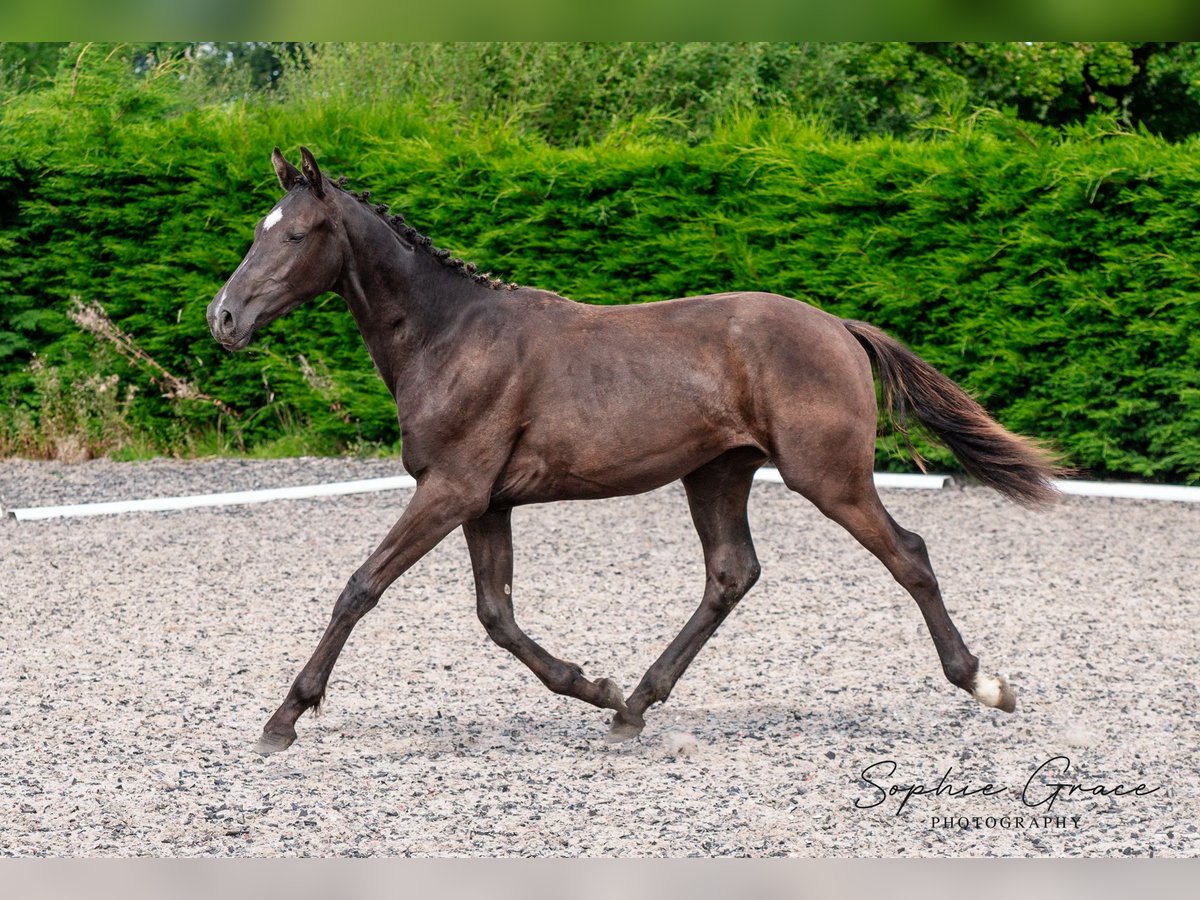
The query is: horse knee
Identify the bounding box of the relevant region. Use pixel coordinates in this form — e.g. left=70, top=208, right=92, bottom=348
left=478, top=608, right=518, bottom=651
left=334, top=572, right=377, bottom=620
left=710, top=555, right=760, bottom=609
left=476, top=602, right=503, bottom=633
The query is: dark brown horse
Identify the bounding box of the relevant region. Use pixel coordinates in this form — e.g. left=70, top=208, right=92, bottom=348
left=208, top=148, right=1062, bottom=755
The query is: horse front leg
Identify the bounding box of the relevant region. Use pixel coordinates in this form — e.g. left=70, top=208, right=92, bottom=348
left=462, top=508, right=630, bottom=720
left=255, top=479, right=484, bottom=755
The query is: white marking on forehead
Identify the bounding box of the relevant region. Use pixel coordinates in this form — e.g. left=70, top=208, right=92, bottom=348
left=263, top=208, right=284, bottom=231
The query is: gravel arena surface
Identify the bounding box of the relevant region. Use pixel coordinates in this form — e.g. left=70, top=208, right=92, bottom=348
left=0, top=457, right=1197, bottom=857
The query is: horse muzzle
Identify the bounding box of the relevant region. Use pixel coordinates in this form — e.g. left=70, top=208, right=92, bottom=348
left=207, top=294, right=255, bottom=351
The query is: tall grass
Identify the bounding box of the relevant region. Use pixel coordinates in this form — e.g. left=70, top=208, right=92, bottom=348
left=0, top=353, right=141, bottom=462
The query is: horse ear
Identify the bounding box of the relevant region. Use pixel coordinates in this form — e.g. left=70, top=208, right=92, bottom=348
left=299, top=146, right=325, bottom=198
left=271, top=147, right=301, bottom=192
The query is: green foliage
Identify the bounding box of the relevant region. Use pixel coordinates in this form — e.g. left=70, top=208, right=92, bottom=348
left=0, top=42, right=67, bottom=94
left=917, top=42, right=1200, bottom=141
left=9, top=42, right=1200, bottom=143
left=275, top=42, right=1200, bottom=145
left=1, top=44, right=1199, bottom=482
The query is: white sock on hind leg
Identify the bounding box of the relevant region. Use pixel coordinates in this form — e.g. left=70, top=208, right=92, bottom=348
left=972, top=671, right=1005, bottom=707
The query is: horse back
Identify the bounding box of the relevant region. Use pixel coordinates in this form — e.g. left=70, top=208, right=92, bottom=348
left=485, top=291, right=873, bottom=504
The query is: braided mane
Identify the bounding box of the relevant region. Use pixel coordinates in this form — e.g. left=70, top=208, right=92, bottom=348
left=328, top=176, right=517, bottom=291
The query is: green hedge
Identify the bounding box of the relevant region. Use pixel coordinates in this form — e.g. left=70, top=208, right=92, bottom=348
left=2, top=59, right=1199, bottom=480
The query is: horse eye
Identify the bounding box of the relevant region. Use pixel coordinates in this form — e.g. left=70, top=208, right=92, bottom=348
left=286, top=232, right=306, bottom=243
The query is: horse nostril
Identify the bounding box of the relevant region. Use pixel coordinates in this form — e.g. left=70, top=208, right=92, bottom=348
left=219, top=308, right=235, bottom=336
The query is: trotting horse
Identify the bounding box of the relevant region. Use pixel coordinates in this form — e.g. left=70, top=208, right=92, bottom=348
left=208, top=148, right=1062, bottom=755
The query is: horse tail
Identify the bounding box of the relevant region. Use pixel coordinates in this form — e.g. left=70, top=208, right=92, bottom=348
left=842, top=319, right=1067, bottom=507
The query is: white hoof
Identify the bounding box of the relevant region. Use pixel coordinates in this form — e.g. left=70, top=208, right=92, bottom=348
left=972, top=672, right=1017, bottom=713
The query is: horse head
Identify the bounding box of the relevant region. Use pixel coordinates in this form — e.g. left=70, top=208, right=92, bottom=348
left=207, top=147, right=345, bottom=350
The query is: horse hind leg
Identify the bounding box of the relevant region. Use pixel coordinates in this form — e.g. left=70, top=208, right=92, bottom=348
left=881, top=508, right=1015, bottom=710
left=609, top=449, right=762, bottom=741
left=779, top=454, right=1016, bottom=713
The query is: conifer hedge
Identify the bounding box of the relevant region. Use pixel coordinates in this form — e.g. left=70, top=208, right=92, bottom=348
left=2, top=57, right=1198, bottom=481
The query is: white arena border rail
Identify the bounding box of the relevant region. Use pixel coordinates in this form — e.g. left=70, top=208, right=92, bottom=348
left=5, top=470, right=1198, bottom=522
left=6, top=475, right=417, bottom=522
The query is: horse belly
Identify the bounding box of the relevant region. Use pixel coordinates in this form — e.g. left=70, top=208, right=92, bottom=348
left=493, top=379, right=755, bottom=504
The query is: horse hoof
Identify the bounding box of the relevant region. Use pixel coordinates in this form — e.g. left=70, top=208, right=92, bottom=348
left=253, top=729, right=296, bottom=756
left=606, top=710, right=645, bottom=743
left=972, top=672, right=1017, bottom=713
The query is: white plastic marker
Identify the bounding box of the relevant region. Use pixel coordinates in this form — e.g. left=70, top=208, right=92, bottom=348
left=6, top=475, right=417, bottom=521
left=5, top=470, right=945, bottom=521
left=752, top=469, right=948, bottom=490
left=756, top=469, right=1200, bottom=502
left=1050, top=479, right=1200, bottom=503
left=5, top=470, right=1198, bottom=522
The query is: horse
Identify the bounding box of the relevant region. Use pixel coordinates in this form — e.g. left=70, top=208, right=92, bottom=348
left=208, top=147, right=1063, bottom=755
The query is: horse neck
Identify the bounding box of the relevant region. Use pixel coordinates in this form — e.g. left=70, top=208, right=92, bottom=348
left=333, top=198, right=494, bottom=394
